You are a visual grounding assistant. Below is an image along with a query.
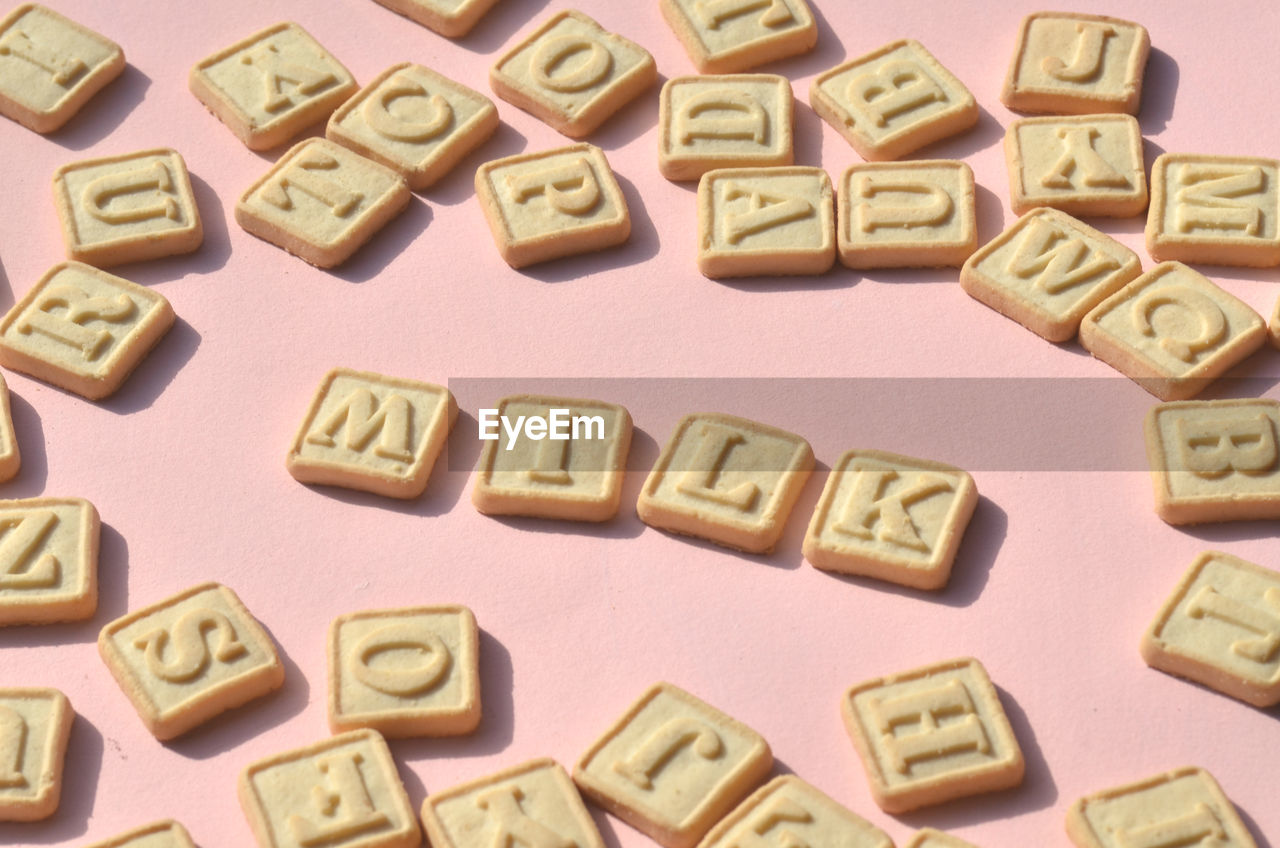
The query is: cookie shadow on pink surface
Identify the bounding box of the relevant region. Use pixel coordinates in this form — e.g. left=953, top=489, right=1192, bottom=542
left=928, top=105, right=1006, bottom=164
left=591, top=72, right=664, bottom=153
left=100, top=316, right=201, bottom=415
left=715, top=264, right=858, bottom=293
left=331, top=197, right=434, bottom=284
left=428, top=122, right=528, bottom=208
left=1138, top=48, right=1179, bottom=135
left=585, top=803, right=627, bottom=848
left=118, top=172, right=235, bottom=284
left=47, top=64, right=151, bottom=152
left=1238, top=806, right=1276, bottom=848
left=0, top=713, right=103, bottom=844
left=4, top=388, right=48, bottom=494
left=756, top=0, right=847, bottom=79
left=449, top=0, right=554, bottom=55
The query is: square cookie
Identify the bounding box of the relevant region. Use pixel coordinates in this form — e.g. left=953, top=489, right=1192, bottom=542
left=803, top=450, right=978, bottom=591
left=841, top=657, right=1024, bottom=814
left=1065, top=767, right=1256, bottom=848
left=1080, top=262, right=1266, bottom=401
left=52, top=148, right=202, bottom=267
left=904, top=830, right=980, bottom=848
left=423, top=759, right=602, bottom=848
left=638, top=412, right=814, bottom=553
left=286, top=368, right=457, bottom=500
left=659, top=0, right=817, bottom=74
left=1144, top=398, right=1280, bottom=524
left=328, top=605, right=480, bottom=737
left=0, top=3, right=124, bottom=133
left=700, top=775, right=893, bottom=848
left=1001, top=12, right=1150, bottom=115
left=475, top=143, right=630, bottom=268
left=189, top=21, right=356, bottom=151
left=1005, top=114, right=1147, bottom=217
left=1146, top=153, right=1280, bottom=267
left=0, top=375, right=18, bottom=482
left=236, top=138, right=411, bottom=269
left=574, top=682, right=772, bottom=848
left=85, top=820, right=197, bottom=848
left=473, top=395, right=632, bottom=522
left=370, top=0, right=500, bottom=38
left=1142, top=551, right=1280, bottom=707
left=327, top=63, right=498, bottom=190
left=838, top=160, right=977, bottom=269
left=810, top=40, right=977, bottom=162
left=960, top=207, right=1142, bottom=342
left=490, top=10, right=655, bottom=138
left=0, top=261, right=175, bottom=400
left=240, top=729, right=420, bottom=848
left=98, top=582, right=284, bottom=740
left=0, top=687, right=72, bottom=821
left=659, top=74, right=794, bottom=182
left=0, top=497, right=99, bottom=626
left=697, top=166, right=835, bottom=278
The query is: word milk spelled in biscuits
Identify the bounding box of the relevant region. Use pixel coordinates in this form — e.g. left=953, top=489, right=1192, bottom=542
left=638, top=413, right=813, bottom=553
left=0, top=497, right=98, bottom=626
left=700, top=775, right=894, bottom=848
left=1144, top=398, right=1280, bottom=523
left=370, top=0, right=499, bottom=38
left=0, top=261, right=174, bottom=400
left=904, top=830, right=980, bottom=848
left=53, top=148, right=203, bottom=267
left=1005, top=114, right=1147, bottom=217
left=1142, top=551, right=1280, bottom=707
left=659, top=74, right=793, bottom=182
left=960, top=207, right=1142, bottom=342
left=698, top=167, right=834, bottom=277
left=838, top=160, right=977, bottom=269
left=0, top=3, right=123, bottom=133
left=491, top=10, right=655, bottom=138
left=328, top=605, right=480, bottom=737
left=1147, top=153, right=1280, bottom=267
left=1080, top=262, right=1266, bottom=401
left=811, top=40, right=976, bottom=162
left=804, top=450, right=977, bottom=591
left=240, top=729, right=420, bottom=848
left=574, top=682, right=772, bottom=848
left=842, top=657, right=1024, bottom=813
left=475, top=143, right=630, bottom=268
left=1002, top=12, right=1150, bottom=115
left=287, top=368, right=456, bottom=499
left=659, top=0, right=817, bottom=74
left=190, top=22, right=356, bottom=151
left=85, top=820, right=197, bottom=848
left=99, top=582, right=284, bottom=740
left=0, top=376, right=17, bottom=482
left=0, top=688, right=71, bottom=821
left=1066, top=767, right=1257, bottom=848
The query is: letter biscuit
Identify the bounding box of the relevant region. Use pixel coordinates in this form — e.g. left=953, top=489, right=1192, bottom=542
left=1271, top=295, right=1280, bottom=348
left=0, top=261, right=175, bottom=400
left=327, top=63, right=499, bottom=190
left=960, top=207, right=1142, bottom=342
left=1080, top=262, right=1266, bottom=401
left=0, top=3, right=124, bottom=133
left=699, top=775, right=893, bottom=848
left=490, top=10, right=655, bottom=138
left=98, top=582, right=284, bottom=740
left=0, top=497, right=98, bottom=626
left=574, top=682, right=772, bottom=848
left=1005, top=114, right=1147, bottom=217
left=810, top=40, right=976, bottom=162
left=84, top=820, right=197, bottom=848
left=904, top=830, right=980, bottom=848
left=659, top=74, right=793, bottom=182
left=240, top=728, right=420, bottom=848
left=1001, top=12, right=1150, bottom=115
left=841, top=657, right=1024, bottom=813
left=659, top=0, right=817, bottom=74
left=368, top=0, right=500, bottom=38
left=0, top=687, right=71, bottom=821
left=189, top=21, right=356, bottom=151
left=0, top=375, right=19, bottom=483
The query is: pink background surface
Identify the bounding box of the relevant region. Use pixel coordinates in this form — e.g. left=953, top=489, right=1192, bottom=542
left=2, top=1, right=1279, bottom=846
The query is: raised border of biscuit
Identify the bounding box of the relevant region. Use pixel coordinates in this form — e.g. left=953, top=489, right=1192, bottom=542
left=1004, top=114, right=1148, bottom=217
left=369, top=0, right=500, bottom=38
left=658, top=74, right=794, bottom=182
left=0, top=687, right=72, bottom=822
left=658, top=0, right=817, bottom=75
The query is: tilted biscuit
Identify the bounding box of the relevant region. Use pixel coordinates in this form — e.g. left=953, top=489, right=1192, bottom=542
left=369, top=0, right=500, bottom=38
left=659, top=0, right=817, bottom=74
left=1005, top=114, right=1147, bottom=217
left=904, top=830, right=981, bottom=848
left=659, top=74, right=794, bottom=182
left=84, top=820, right=197, bottom=848
left=0, top=497, right=98, bottom=626
left=698, top=775, right=893, bottom=848
left=0, top=374, right=18, bottom=483
left=0, top=687, right=72, bottom=821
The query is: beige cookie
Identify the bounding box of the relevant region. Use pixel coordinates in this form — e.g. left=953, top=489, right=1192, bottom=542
left=0, top=497, right=98, bottom=626
left=0, top=261, right=175, bottom=400
left=810, top=40, right=976, bottom=162
left=52, top=148, right=203, bottom=267
left=659, top=0, right=817, bottom=74
left=1147, top=153, right=1280, bottom=267
left=1005, top=114, right=1147, bottom=217
left=327, top=63, right=498, bottom=191
left=960, top=207, right=1142, bottom=342
left=638, top=412, right=813, bottom=553
left=841, top=657, right=1024, bottom=814
left=698, top=166, right=835, bottom=278
left=0, top=3, right=124, bottom=133
left=98, top=582, right=284, bottom=740
left=574, top=682, right=772, bottom=848
left=475, top=142, right=630, bottom=268
left=287, top=368, right=457, bottom=500
left=369, top=0, right=500, bottom=38
left=659, top=74, right=793, bottom=182
left=904, top=830, right=980, bottom=848
left=1144, top=398, right=1280, bottom=524
left=1080, top=262, right=1266, bottom=401
left=473, top=395, right=632, bottom=521
left=490, top=10, right=655, bottom=138
left=1272, top=294, right=1280, bottom=348
left=699, top=775, right=893, bottom=848
left=328, top=605, right=480, bottom=737
left=838, top=160, right=976, bottom=269
left=0, top=687, right=72, bottom=821
left=1001, top=12, right=1150, bottom=115
left=240, top=729, right=420, bottom=848
left=1065, top=767, right=1256, bottom=848
left=84, top=820, right=197, bottom=848
left=0, top=375, right=19, bottom=483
